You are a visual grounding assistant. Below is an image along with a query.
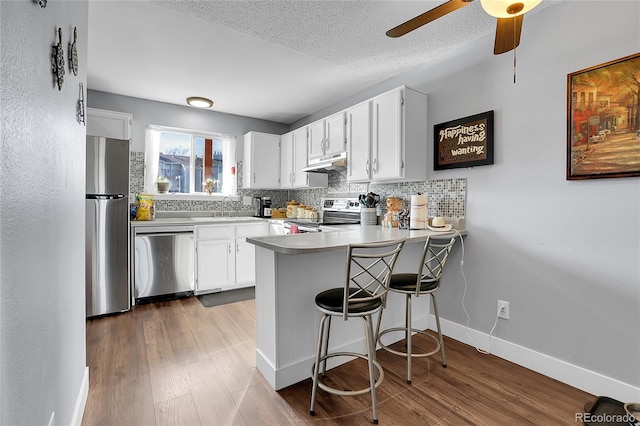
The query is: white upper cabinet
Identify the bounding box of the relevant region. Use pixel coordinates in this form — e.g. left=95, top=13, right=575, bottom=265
left=324, top=111, right=347, bottom=157
left=280, top=131, right=295, bottom=188
left=243, top=131, right=281, bottom=189
left=308, top=119, right=325, bottom=160
left=347, top=86, right=427, bottom=182
left=281, top=127, right=327, bottom=189
left=308, top=111, right=347, bottom=161
left=87, top=108, right=132, bottom=140
left=346, top=100, right=372, bottom=182
left=372, top=88, right=404, bottom=181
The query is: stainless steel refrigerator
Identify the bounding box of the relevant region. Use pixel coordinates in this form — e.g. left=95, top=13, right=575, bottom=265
left=85, top=136, right=130, bottom=317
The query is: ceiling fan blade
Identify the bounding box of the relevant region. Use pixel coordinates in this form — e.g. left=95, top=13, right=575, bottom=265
left=386, top=0, right=474, bottom=38
left=493, top=15, right=523, bottom=55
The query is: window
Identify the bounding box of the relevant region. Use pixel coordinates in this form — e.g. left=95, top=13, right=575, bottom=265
left=144, top=125, right=236, bottom=196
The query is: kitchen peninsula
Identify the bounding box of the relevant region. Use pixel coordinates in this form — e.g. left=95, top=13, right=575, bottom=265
left=247, top=225, right=466, bottom=390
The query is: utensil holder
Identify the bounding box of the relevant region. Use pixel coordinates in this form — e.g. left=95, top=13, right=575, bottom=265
left=360, top=208, right=377, bottom=226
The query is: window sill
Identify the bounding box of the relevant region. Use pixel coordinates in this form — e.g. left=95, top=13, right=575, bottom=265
left=144, top=193, right=240, bottom=202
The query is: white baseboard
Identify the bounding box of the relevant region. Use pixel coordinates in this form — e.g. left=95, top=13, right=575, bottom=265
left=71, top=366, right=89, bottom=426
left=431, top=315, right=640, bottom=403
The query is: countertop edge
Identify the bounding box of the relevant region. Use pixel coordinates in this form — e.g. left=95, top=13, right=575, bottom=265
left=247, top=227, right=467, bottom=255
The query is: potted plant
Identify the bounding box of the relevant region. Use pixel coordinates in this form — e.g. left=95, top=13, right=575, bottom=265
left=156, top=176, right=171, bottom=194
left=203, top=178, right=215, bottom=195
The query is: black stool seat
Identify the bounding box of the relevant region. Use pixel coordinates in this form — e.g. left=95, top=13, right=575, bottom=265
left=315, top=287, right=382, bottom=314
left=389, top=273, right=438, bottom=293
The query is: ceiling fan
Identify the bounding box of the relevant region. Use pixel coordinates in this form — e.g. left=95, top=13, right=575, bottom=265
left=386, top=0, right=542, bottom=55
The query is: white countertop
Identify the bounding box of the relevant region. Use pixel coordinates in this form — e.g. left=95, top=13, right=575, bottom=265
left=247, top=225, right=466, bottom=255
left=131, top=216, right=268, bottom=227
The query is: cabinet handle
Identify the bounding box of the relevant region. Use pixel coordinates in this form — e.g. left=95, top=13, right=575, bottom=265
left=365, top=159, right=369, bottom=174
left=237, top=243, right=240, bottom=253
left=253, top=172, right=256, bottom=183
left=228, top=244, right=231, bottom=254
left=373, top=158, right=378, bottom=174
left=291, top=172, right=295, bottom=184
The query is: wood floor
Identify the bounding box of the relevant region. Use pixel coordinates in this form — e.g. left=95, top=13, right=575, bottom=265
left=83, top=296, right=593, bottom=425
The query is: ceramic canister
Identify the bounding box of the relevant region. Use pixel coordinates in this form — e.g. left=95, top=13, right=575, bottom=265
left=296, top=205, right=308, bottom=219
left=286, top=200, right=299, bottom=218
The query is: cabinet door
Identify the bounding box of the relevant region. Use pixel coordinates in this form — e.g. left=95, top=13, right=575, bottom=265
left=292, top=126, right=309, bottom=188
left=196, top=239, right=234, bottom=293
left=234, top=223, right=269, bottom=288
left=87, top=108, right=132, bottom=140
left=372, top=88, right=403, bottom=181
left=346, top=101, right=372, bottom=182
left=235, top=239, right=257, bottom=287
left=243, top=132, right=281, bottom=189
left=280, top=132, right=294, bottom=189
left=308, top=120, right=326, bottom=160
left=324, top=111, right=346, bottom=156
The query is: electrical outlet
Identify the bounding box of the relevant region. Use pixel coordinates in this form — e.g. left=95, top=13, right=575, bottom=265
left=497, top=300, right=510, bottom=320
left=243, top=196, right=253, bottom=206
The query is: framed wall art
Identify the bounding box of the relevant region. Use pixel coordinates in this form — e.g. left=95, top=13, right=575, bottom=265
left=567, top=52, right=640, bottom=180
left=434, top=110, right=494, bottom=170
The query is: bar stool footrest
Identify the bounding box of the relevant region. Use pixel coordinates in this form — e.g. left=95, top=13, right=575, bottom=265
left=378, top=327, right=441, bottom=358
left=311, top=351, right=384, bottom=397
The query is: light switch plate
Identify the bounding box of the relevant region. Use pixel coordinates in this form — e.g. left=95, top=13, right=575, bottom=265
left=243, top=196, right=253, bottom=206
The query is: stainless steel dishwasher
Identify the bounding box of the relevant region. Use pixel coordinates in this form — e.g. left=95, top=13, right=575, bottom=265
left=133, top=226, right=195, bottom=301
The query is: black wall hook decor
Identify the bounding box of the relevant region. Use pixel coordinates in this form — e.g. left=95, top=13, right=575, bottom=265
left=77, top=83, right=86, bottom=125
left=69, top=27, right=78, bottom=76
left=51, top=28, right=65, bottom=90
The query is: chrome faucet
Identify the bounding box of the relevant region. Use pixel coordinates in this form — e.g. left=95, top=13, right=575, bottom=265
left=221, top=196, right=232, bottom=217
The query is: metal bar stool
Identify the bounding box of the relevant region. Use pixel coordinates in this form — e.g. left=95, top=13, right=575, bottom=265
left=309, top=239, right=405, bottom=424
left=377, top=236, right=456, bottom=384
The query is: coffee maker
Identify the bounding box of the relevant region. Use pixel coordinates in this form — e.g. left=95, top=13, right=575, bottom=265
left=253, top=196, right=272, bottom=217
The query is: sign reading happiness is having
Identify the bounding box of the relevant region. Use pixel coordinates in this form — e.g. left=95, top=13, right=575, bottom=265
left=434, top=110, right=494, bottom=170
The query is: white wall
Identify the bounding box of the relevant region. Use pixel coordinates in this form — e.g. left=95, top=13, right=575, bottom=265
left=294, top=1, right=640, bottom=397
left=87, top=90, right=290, bottom=159
left=1, top=2, right=88, bottom=425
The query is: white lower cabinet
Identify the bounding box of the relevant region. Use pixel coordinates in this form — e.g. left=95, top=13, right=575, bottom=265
left=195, top=222, right=269, bottom=294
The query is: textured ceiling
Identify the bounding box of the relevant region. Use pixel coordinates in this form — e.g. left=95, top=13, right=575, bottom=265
left=87, top=0, right=558, bottom=124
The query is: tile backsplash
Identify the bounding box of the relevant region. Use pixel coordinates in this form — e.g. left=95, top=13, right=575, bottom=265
left=129, top=152, right=466, bottom=218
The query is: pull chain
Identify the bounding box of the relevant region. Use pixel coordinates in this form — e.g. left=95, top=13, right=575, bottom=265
left=513, top=47, right=517, bottom=84
left=513, top=19, right=517, bottom=84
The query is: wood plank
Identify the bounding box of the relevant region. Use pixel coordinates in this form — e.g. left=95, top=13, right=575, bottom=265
left=159, top=298, right=210, bottom=366
left=184, top=359, right=247, bottom=426
left=143, top=316, right=191, bottom=404
left=211, top=344, right=264, bottom=394
left=230, top=383, right=303, bottom=425
left=154, top=394, right=202, bottom=426
left=83, top=296, right=593, bottom=426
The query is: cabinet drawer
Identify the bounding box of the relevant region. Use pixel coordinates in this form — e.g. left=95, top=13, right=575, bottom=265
left=236, top=223, right=269, bottom=238
left=196, top=225, right=234, bottom=240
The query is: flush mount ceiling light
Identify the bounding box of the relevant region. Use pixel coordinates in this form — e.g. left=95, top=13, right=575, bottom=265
left=186, top=96, right=214, bottom=108
left=480, top=0, right=542, bottom=18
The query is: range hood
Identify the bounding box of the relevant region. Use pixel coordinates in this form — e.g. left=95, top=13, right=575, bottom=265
left=301, top=152, right=347, bottom=173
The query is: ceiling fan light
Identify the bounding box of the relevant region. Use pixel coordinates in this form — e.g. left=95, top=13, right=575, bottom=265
left=480, top=0, right=542, bottom=18
left=186, top=96, right=214, bottom=108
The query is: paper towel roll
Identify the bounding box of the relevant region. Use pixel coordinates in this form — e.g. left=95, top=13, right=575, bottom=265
left=410, top=194, right=428, bottom=229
